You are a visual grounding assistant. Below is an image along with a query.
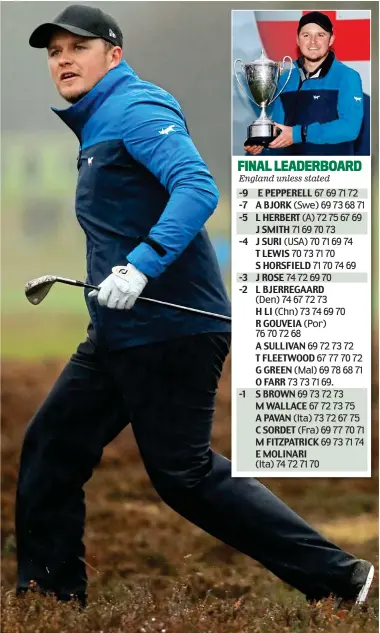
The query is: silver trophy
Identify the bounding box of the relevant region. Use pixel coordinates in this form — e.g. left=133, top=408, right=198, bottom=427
left=234, top=50, right=293, bottom=146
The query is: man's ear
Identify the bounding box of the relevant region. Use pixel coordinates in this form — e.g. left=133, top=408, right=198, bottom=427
left=329, top=34, right=335, bottom=48
left=109, top=46, right=123, bottom=69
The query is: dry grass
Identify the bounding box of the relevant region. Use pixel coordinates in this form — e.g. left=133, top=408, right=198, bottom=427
left=1, top=354, right=378, bottom=632
left=1, top=587, right=378, bottom=633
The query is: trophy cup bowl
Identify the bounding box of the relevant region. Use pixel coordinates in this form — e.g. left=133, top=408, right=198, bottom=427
left=234, top=50, right=293, bottom=147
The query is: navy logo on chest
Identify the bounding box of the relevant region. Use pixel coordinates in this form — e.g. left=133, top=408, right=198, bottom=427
left=75, top=139, right=169, bottom=239
left=281, top=90, right=339, bottom=126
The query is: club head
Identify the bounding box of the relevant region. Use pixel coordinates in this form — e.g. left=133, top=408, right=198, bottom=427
left=25, top=275, right=58, bottom=305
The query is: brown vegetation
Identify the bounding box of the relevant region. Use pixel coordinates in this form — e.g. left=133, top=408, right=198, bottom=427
left=1, top=355, right=378, bottom=632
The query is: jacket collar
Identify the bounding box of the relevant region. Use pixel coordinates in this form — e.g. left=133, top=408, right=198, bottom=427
left=296, top=50, right=335, bottom=80
left=51, top=60, right=137, bottom=140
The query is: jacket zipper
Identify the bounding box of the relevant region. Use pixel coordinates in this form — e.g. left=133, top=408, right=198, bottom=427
left=77, top=147, right=82, bottom=170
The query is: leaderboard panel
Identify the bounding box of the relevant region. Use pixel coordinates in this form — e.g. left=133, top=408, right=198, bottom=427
left=231, top=9, right=372, bottom=477
left=231, top=158, right=371, bottom=477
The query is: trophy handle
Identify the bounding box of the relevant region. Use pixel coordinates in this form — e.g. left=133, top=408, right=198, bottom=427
left=234, top=58, right=259, bottom=107
left=267, top=56, right=293, bottom=106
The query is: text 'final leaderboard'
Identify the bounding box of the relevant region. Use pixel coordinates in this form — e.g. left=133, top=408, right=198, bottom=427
left=231, top=158, right=371, bottom=477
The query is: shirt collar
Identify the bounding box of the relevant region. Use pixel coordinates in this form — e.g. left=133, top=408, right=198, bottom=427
left=297, top=50, right=335, bottom=81
left=51, top=60, right=137, bottom=140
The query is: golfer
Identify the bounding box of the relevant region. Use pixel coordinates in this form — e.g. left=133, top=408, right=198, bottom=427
left=246, top=11, right=365, bottom=156
left=17, top=4, right=373, bottom=608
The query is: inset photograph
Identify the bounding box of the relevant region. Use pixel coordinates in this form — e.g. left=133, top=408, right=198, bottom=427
left=232, top=10, right=370, bottom=156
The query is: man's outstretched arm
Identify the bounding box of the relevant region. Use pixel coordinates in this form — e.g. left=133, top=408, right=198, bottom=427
left=121, top=98, right=219, bottom=278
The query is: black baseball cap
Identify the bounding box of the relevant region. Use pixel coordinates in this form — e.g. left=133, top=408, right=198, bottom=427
left=297, top=11, right=333, bottom=35
left=29, top=4, right=123, bottom=48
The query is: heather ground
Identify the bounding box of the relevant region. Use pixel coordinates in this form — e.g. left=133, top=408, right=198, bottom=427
left=1, top=353, right=378, bottom=632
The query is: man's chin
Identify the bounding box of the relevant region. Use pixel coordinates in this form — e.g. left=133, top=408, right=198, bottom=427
left=303, top=51, right=328, bottom=63
left=59, top=89, right=88, bottom=104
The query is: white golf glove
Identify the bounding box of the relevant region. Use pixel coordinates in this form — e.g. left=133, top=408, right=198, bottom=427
left=88, top=263, right=148, bottom=310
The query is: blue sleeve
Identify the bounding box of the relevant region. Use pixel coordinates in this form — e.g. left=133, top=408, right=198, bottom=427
left=121, top=97, right=219, bottom=278
left=304, top=70, right=364, bottom=144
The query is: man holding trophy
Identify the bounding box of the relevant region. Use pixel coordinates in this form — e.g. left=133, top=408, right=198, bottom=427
left=238, top=12, right=364, bottom=156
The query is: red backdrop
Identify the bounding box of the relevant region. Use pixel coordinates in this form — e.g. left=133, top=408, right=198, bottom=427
left=257, top=11, right=370, bottom=62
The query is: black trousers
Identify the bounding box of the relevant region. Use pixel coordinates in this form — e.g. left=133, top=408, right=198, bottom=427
left=16, top=333, right=358, bottom=604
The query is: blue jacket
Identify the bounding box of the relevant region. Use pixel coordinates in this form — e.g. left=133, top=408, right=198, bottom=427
left=268, top=53, right=364, bottom=155
left=53, top=60, right=231, bottom=349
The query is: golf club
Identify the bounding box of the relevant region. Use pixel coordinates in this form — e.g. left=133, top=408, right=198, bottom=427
left=25, top=275, right=232, bottom=322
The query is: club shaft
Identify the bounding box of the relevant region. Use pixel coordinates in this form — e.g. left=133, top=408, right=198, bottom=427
left=55, top=277, right=231, bottom=322
left=56, top=277, right=98, bottom=290
left=138, top=296, right=231, bottom=321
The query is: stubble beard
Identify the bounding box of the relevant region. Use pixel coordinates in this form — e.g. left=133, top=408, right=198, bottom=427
left=304, top=52, right=328, bottom=64
left=62, top=89, right=89, bottom=104
left=57, top=59, right=110, bottom=104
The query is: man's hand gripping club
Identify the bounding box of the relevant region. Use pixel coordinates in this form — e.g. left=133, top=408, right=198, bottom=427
left=88, top=263, right=148, bottom=310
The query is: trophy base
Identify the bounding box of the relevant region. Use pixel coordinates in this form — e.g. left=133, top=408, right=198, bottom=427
left=244, top=122, right=280, bottom=148
left=244, top=136, right=276, bottom=147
